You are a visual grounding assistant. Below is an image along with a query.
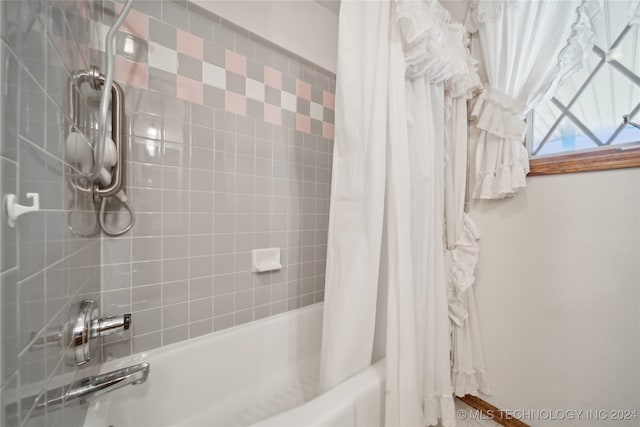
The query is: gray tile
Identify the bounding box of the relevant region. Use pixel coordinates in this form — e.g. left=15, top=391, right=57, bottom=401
left=311, top=119, right=323, bottom=136
left=247, top=60, right=264, bottom=82
left=131, top=89, right=163, bottom=116
left=189, top=319, right=212, bottom=338
left=178, top=54, right=203, bottom=81
left=235, top=309, right=253, bottom=325
left=164, top=96, right=190, bottom=121
left=213, top=22, right=235, bottom=50
left=134, top=0, right=162, bottom=20
left=311, top=86, right=323, bottom=104
left=189, top=297, right=212, bottom=322
left=247, top=99, right=264, bottom=120
left=297, top=98, right=310, bottom=115
left=204, top=42, right=225, bottom=67
left=265, top=87, right=282, bottom=106
left=254, top=42, right=273, bottom=67
left=149, top=67, right=177, bottom=97
left=324, top=107, right=335, bottom=124
left=213, top=313, right=234, bottom=331
left=191, top=104, right=214, bottom=128
left=272, top=51, right=289, bottom=74
left=203, top=85, right=225, bottom=109
left=226, top=72, right=245, bottom=95
left=235, top=34, right=254, bottom=59
left=132, top=284, right=162, bottom=311
left=282, top=110, right=296, bottom=129
left=189, top=10, right=214, bottom=42
left=282, top=75, right=296, bottom=94
left=133, top=332, right=161, bottom=354
left=213, top=294, right=234, bottom=316
left=162, top=1, right=189, bottom=31
left=163, top=325, right=189, bottom=345
left=149, top=19, right=177, bottom=49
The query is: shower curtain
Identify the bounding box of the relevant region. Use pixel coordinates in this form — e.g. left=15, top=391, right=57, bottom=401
left=319, top=1, right=482, bottom=425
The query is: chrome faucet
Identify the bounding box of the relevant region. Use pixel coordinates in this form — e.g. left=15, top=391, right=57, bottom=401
left=29, top=363, right=150, bottom=417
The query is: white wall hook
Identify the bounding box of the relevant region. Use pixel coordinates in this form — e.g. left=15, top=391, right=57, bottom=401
left=4, top=193, right=40, bottom=228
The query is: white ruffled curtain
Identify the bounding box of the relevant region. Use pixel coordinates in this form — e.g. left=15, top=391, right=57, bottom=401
left=467, top=0, right=601, bottom=199
left=320, top=1, right=483, bottom=426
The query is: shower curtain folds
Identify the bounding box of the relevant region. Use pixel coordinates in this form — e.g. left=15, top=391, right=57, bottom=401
left=320, top=1, right=485, bottom=425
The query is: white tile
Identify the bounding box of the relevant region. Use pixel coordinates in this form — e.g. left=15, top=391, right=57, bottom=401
left=245, top=79, right=265, bottom=102
left=281, top=91, right=297, bottom=112
left=148, top=42, right=178, bottom=73
left=203, top=63, right=226, bottom=89
left=310, top=102, right=324, bottom=121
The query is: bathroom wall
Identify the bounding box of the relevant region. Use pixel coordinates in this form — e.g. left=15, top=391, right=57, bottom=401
left=471, top=168, right=640, bottom=425
left=97, top=0, right=336, bottom=358
left=1, top=1, right=104, bottom=426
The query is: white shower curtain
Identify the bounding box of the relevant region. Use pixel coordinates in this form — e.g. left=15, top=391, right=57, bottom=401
left=320, top=1, right=480, bottom=425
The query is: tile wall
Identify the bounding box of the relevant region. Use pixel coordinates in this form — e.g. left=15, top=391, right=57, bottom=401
left=0, top=0, right=335, bottom=425
left=97, top=1, right=335, bottom=358
left=1, top=0, right=105, bottom=426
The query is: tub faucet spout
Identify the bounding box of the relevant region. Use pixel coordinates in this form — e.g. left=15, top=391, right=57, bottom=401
left=32, top=363, right=150, bottom=416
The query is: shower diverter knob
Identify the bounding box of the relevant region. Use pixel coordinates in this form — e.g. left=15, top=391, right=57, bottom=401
left=73, top=300, right=131, bottom=365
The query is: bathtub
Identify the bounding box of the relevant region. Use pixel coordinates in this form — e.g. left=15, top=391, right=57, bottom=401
left=83, top=303, right=385, bottom=427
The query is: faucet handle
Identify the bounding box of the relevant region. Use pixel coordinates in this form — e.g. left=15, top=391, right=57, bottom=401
left=97, top=313, right=131, bottom=337
left=74, top=300, right=132, bottom=365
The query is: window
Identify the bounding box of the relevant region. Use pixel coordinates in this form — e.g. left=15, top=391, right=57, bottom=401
left=528, top=1, right=640, bottom=175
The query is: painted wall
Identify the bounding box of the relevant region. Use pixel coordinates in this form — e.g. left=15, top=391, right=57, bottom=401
left=471, top=168, right=640, bottom=426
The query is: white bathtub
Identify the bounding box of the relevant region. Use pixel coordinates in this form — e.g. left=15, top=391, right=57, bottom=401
left=84, top=303, right=385, bottom=427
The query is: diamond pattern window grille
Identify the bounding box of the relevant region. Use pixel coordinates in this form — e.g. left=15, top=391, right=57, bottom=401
left=531, top=1, right=640, bottom=156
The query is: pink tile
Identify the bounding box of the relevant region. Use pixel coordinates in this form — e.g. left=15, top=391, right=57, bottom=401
left=296, top=80, right=311, bottom=100
left=322, top=123, right=335, bottom=139
left=225, top=50, right=247, bottom=77
left=177, top=29, right=203, bottom=60
left=264, top=66, right=281, bottom=89
left=225, top=91, right=247, bottom=116
left=296, top=114, right=311, bottom=133
left=177, top=75, right=203, bottom=104
left=115, top=56, right=149, bottom=89
left=323, top=91, right=335, bottom=110
left=116, top=4, right=149, bottom=39
left=264, top=104, right=282, bottom=125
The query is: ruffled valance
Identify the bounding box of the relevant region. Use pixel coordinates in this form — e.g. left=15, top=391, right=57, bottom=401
left=394, top=0, right=471, bottom=85
left=469, top=88, right=527, bottom=141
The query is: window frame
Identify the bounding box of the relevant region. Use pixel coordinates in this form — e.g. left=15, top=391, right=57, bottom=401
left=527, top=13, right=640, bottom=175
left=528, top=146, right=640, bottom=176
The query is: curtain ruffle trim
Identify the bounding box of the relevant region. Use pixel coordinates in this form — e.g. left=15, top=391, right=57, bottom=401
left=469, top=89, right=527, bottom=140
left=473, top=146, right=530, bottom=200
left=452, top=367, right=492, bottom=397
left=447, top=214, right=480, bottom=326
left=395, top=0, right=474, bottom=87
left=533, top=0, right=602, bottom=108
left=423, top=393, right=456, bottom=427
